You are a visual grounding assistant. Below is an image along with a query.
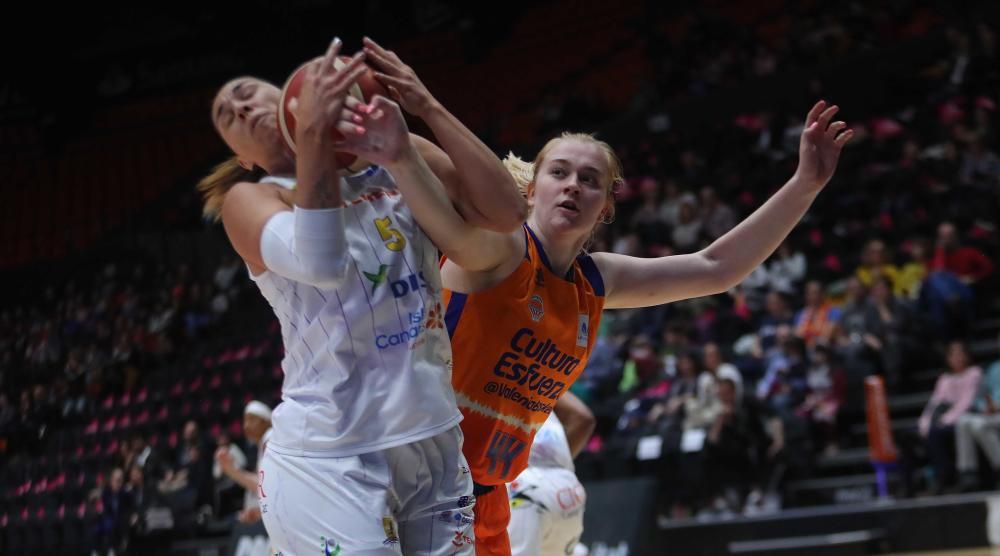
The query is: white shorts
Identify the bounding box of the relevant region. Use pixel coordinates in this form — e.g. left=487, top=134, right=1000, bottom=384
left=507, top=467, right=586, bottom=556
left=259, top=426, right=475, bottom=555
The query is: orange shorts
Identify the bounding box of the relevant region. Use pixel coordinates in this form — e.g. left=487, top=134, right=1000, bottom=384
left=473, top=485, right=511, bottom=556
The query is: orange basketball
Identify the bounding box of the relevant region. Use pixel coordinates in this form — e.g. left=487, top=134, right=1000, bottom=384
left=278, top=56, right=389, bottom=168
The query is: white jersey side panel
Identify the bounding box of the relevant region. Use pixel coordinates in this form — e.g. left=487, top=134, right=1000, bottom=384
left=251, top=169, right=460, bottom=457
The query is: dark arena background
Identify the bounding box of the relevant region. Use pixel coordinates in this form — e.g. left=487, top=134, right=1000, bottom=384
left=2, top=1, right=1000, bottom=554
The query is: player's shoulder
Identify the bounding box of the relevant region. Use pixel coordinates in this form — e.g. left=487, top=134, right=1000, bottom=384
left=220, top=181, right=292, bottom=239
left=225, top=180, right=287, bottom=206
left=573, top=253, right=606, bottom=297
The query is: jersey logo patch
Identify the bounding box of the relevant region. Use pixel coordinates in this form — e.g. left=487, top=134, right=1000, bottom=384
left=425, top=302, right=444, bottom=330
left=528, top=295, right=544, bottom=322
left=320, top=536, right=341, bottom=556
left=576, top=314, right=589, bottom=348
left=363, top=264, right=390, bottom=294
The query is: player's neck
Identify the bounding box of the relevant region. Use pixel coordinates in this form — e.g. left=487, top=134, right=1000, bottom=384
left=528, top=222, right=586, bottom=278
left=265, top=155, right=295, bottom=177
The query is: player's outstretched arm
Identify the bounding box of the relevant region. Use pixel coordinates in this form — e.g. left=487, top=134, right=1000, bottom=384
left=594, top=101, right=854, bottom=310
left=363, top=37, right=528, bottom=233
left=339, top=95, right=521, bottom=272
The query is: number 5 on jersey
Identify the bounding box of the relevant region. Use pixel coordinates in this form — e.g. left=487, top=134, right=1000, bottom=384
left=374, top=217, right=406, bottom=252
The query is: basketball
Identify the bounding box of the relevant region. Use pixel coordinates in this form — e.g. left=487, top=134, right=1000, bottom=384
left=277, top=56, right=389, bottom=167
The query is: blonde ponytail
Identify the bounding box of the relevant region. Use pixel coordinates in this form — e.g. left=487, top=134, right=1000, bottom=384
left=502, top=152, right=534, bottom=198
left=196, top=158, right=264, bottom=221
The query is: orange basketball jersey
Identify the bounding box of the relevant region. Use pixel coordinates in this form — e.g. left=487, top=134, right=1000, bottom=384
left=443, top=225, right=605, bottom=486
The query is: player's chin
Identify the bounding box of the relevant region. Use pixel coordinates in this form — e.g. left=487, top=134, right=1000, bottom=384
left=548, top=215, right=590, bottom=236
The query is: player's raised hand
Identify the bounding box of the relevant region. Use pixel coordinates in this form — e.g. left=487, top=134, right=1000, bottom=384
left=337, top=95, right=412, bottom=167
left=363, top=37, right=438, bottom=119
left=794, top=100, right=854, bottom=191
left=287, top=38, right=367, bottom=146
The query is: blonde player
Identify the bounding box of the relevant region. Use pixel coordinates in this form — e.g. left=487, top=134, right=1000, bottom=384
left=344, top=87, right=853, bottom=553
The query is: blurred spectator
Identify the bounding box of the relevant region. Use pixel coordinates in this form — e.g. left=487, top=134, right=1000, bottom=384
left=955, top=333, right=1000, bottom=490
left=212, top=431, right=248, bottom=515
left=919, top=341, right=982, bottom=492
left=898, top=238, right=930, bottom=300
left=158, top=421, right=213, bottom=515
left=856, top=240, right=903, bottom=296
left=182, top=283, right=213, bottom=338
left=671, top=194, right=703, bottom=253
left=578, top=334, right=623, bottom=404
left=212, top=432, right=248, bottom=488
left=648, top=352, right=700, bottom=436
left=959, top=138, right=1000, bottom=186
left=765, top=241, right=807, bottom=296
left=648, top=351, right=701, bottom=519
left=124, top=463, right=171, bottom=551
left=630, top=177, right=668, bottom=245
left=214, top=254, right=242, bottom=293
left=96, top=467, right=133, bottom=555
left=757, top=336, right=809, bottom=416
left=794, top=280, right=841, bottom=348
left=177, top=420, right=206, bottom=469
left=833, top=277, right=881, bottom=380
left=0, top=393, right=14, bottom=431
left=796, top=345, right=846, bottom=456
left=618, top=335, right=663, bottom=394
left=125, top=464, right=148, bottom=524
left=700, top=186, right=737, bottom=240
left=758, top=292, right=796, bottom=354
left=699, top=342, right=743, bottom=404
left=931, top=222, right=994, bottom=286
left=739, top=266, right=772, bottom=314
left=131, top=433, right=166, bottom=481
left=658, top=323, right=692, bottom=379
left=657, top=179, right=684, bottom=227
left=864, top=275, right=918, bottom=387
left=703, top=378, right=784, bottom=516
left=611, top=232, right=642, bottom=257
left=216, top=401, right=273, bottom=524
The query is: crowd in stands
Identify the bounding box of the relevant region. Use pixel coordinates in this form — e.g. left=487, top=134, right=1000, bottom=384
left=1, top=2, right=998, bottom=553
left=1, top=253, right=246, bottom=456
left=565, top=12, right=999, bottom=520
left=0, top=252, right=276, bottom=553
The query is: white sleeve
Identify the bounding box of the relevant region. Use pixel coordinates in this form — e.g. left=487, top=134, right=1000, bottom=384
left=260, top=206, right=349, bottom=288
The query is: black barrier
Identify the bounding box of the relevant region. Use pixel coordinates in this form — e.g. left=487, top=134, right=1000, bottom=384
left=650, top=492, right=995, bottom=555
left=228, top=521, right=269, bottom=556
left=580, top=477, right=659, bottom=555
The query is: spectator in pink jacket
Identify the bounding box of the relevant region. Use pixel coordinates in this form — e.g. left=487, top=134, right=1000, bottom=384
left=919, top=341, right=982, bottom=492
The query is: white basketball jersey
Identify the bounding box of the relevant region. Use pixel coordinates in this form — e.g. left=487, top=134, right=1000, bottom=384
left=250, top=168, right=460, bottom=457
left=528, top=413, right=575, bottom=471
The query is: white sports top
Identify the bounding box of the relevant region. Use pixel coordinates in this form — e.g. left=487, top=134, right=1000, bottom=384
left=250, top=168, right=461, bottom=457
left=528, top=413, right=575, bottom=471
